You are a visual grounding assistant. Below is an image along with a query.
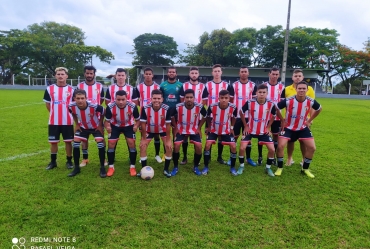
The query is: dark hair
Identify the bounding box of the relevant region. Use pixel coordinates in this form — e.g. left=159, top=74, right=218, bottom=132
left=73, top=89, right=87, bottom=98
left=84, top=65, right=96, bottom=73
left=167, top=66, right=177, bottom=73
left=144, top=67, right=153, bottom=74
left=269, top=67, right=279, bottom=73
left=240, top=65, right=248, bottom=69
left=189, top=66, right=199, bottom=71
left=296, top=81, right=308, bottom=88
left=115, top=90, right=127, bottom=97
left=293, top=69, right=303, bottom=74
left=219, top=89, right=229, bottom=96
left=116, top=68, right=127, bottom=74
left=151, top=89, right=163, bottom=97
left=257, top=84, right=268, bottom=91
left=212, top=64, right=222, bottom=69
left=184, top=89, right=195, bottom=96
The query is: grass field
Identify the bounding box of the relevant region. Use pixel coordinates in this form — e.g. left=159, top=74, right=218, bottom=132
left=0, top=89, right=369, bottom=249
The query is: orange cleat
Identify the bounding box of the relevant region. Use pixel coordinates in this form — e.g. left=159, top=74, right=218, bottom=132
left=130, top=167, right=137, bottom=177
left=107, top=167, right=115, bottom=177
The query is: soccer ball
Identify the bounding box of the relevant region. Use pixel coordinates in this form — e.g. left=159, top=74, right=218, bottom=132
left=140, top=166, right=154, bottom=180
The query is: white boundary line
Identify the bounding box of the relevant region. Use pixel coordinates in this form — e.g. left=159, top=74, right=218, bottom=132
left=0, top=102, right=44, bottom=110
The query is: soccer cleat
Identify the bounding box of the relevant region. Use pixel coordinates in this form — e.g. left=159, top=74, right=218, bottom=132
left=230, top=167, right=238, bottom=176
left=226, top=159, right=231, bottom=166
left=79, top=159, right=89, bottom=167
left=45, top=162, right=57, bottom=170
left=130, top=167, right=137, bottom=177
left=171, top=167, right=179, bottom=176
left=68, top=168, right=80, bottom=177
left=100, top=167, right=107, bottom=178
left=201, top=166, right=209, bottom=175
left=285, top=159, right=295, bottom=166
left=163, top=170, right=171, bottom=178
left=180, top=159, right=188, bottom=165
left=275, top=168, right=283, bottom=176
left=193, top=167, right=201, bottom=176
left=104, top=160, right=108, bottom=166
left=265, top=168, right=275, bottom=177
left=107, top=167, right=115, bottom=177
left=66, top=161, right=74, bottom=169
left=237, top=166, right=244, bottom=175
left=246, top=158, right=257, bottom=167
left=272, top=158, right=276, bottom=165
left=155, top=155, right=163, bottom=163
left=302, top=169, right=315, bottom=178
left=257, top=157, right=263, bottom=166
left=217, top=157, right=227, bottom=165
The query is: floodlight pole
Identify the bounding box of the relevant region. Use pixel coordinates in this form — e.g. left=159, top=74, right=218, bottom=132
left=348, top=83, right=351, bottom=95
left=281, top=0, right=292, bottom=86
left=29, top=75, right=31, bottom=86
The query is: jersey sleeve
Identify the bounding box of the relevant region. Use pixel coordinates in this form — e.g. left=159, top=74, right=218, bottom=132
left=241, top=101, right=249, bottom=114
left=271, top=106, right=276, bottom=116
left=202, top=86, right=208, bottom=100
left=43, top=89, right=51, bottom=103
left=131, top=87, right=138, bottom=100
left=179, top=86, right=185, bottom=98
left=105, top=88, right=111, bottom=101
left=206, top=106, right=212, bottom=118
left=312, top=100, right=321, bottom=111
left=277, top=100, right=286, bottom=110
left=200, top=106, right=207, bottom=118
left=173, top=106, right=178, bottom=117
left=165, top=108, right=172, bottom=123
left=100, top=89, right=105, bottom=99
left=96, top=105, right=104, bottom=116
left=140, top=107, right=147, bottom=122
left=105, top=106, right=112, bottom=121
left=227, top=84, right=235, bottom=97
left=252, top=85, right=257, bottom=96
left=133, top=106, right=140, bottom=120
left=232, top=107, right=238, bottom=117
left=134, top=87, right=140, bottom=104
left=280, top=89, right=286, bottom=99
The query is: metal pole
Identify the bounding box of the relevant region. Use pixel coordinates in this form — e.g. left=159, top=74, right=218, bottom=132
left=12, top=74, right=15, bottom=85
left=78, top=76, right=80, bottom=84
left=281, top=0, right=291, bottom=85
left=348, top=83, right=351, bottom=95
left=45, top=75, right=47, bottom=86
left=29, top=75, right=31, bottom=86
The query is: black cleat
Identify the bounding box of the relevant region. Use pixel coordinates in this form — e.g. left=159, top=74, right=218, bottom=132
left=46, top=162, right=57, bottom=170
left=68, top=168, right=80, bottom=177
left=257, top=157, right=263, bottom=166
left=217, top=157, right=227, bottom=165
left=66, top=161, right=74, bottom=169
left=100, top=167, right=107, bottom=178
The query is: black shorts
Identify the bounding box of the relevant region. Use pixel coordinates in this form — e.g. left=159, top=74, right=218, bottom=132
left=234, top=118, right=248, bottom=137
left=109, top=125, right=136, bottom=142
left=145, top=132, right=166, bottom=140
left=206, top=132, right=235, bottom=146
left=271, top=120, right=281, bottom=135
left=241, top=133, right=273, bottom=145
left=174, top=133, right=202, bottom=145
left=74, top=128, right=104, bottom=142
left=280, top=127, right=313, bottom=142
left=48, top=125, right=74, bottom=143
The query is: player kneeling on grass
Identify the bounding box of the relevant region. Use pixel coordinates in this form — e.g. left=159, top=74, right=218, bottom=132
left=68, top=89, right=106, bottom=178
left=275, top=81, right=322, bottom=178
left=139, top=89, right=173, bottom=178
left=238, top=84, right=276, bottom=177
left=171, top=89, right=207, bottom=176
left=104, top=90, right=140, bottom=177
left=203, top=90, right=238, bottom=176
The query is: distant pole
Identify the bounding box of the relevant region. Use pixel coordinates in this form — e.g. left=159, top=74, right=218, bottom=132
left=281, top=0, right=292, bottom=85
left=44, top=75, right=47, bottom=86
left=12, top=74, right=15, bottom=85
left=29, top=75, right=31, bottom=86
left=78, top=76, right=80, bottom=84
left=348, top=83, right=351, bottom=95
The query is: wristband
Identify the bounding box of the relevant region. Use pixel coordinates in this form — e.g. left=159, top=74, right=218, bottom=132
left=230, top=126, right=234, bottom=129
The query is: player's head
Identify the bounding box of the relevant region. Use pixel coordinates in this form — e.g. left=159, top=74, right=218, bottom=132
left=144, top=67, right=154, bottom=82
left=239, top=66, right=249, bottom=81
left=256, top=84, right=268, bottom=100
left=115, top=68, right=127, bottom=85
left=295, top=81, right=308, bottom=97
left=74, top=89, right=87, bottom=107
left=54, top=67, right=69, bottom=83
left=189, top=66, right=199, bottom=82
left=167, top=66, right=177, bottom=81
left=84, top=65, right=96, bottom=83
left=212, top=64, right=222, bottom=81
left=184, top=89, right=195, bottom=106
left=269, top=67, right=280, bottom=84
left=151, top=89, right=163, bottom=107
left=115, top=90, right=127, bottom=108
left=219, top=89, right=230, bottom=106
left=292, top=69, right=304, bottom=84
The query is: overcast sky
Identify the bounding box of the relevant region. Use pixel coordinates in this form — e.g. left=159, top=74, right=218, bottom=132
left=1, top=0, right=369, bottom=77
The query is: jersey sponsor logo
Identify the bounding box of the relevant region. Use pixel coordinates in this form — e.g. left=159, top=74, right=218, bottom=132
left=290, top=115, right=305, bottom=120
left=168, top=94, right=176, bottom=98
left=53, top=100, right=67, bottom=104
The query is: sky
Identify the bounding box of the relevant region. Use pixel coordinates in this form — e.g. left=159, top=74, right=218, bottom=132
left=1, top=0, right=370, bottom=77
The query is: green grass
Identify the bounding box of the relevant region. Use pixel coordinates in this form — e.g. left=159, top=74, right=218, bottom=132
left=0, top=89, right=369, bottom=248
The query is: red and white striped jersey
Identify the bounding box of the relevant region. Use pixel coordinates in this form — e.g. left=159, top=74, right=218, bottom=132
left=179, top=82, right=206, bottom=103
left=232, top=81, right=257, bottom=118
left=140, top=103, right=172, bottom=133
left=43, top=85, right=74, bottom=125
left=105, top=101, right=139, bottom=127
left=277, top=96, right=321, bottom=131
left=241, top=99, right=276, bottom=135
left=105, top=84, right=138, bottom=102
left=69, top=102, right=104, bottom=129
left=207, top=103, right=237, bottom=135
left=135, top=82, right=160, bottom=107
left=174, top=102, right=207, bottom=134
left=203, top=81, right=234, bottom=106
left=77, top=81, right=104, bottom=105
left=264, top=82, right=284, bottom=121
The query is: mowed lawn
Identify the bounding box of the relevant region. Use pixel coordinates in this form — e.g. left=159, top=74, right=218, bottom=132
left=0, top=89, right=369, bottom=249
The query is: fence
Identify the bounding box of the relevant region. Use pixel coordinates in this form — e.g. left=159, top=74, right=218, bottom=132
left=9, top=76, right=114, bottom=86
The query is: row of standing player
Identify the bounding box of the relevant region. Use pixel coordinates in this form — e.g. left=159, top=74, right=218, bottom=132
left=43, top=65, right=321, bottom=178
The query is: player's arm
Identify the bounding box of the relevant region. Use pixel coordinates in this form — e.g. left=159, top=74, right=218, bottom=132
left=266, top=106, right=276, bottom=133
left=252, top=85, right=257, bottom=98
left=179, top=86, right=185, bottom=102
left=96, top=105, right=105, bottom=134
left=132, top=106, right=140, bottom=132
left=43, top=89, right=51, bottom=112
left=139, top=107, right=148, bottom=140
left=276, top=100, right=286, bottom=130
left=240, top=102, right=249, bottom=135
left=202, top=87, right=209, bottom=107
left=131, top=88, right=139, bottom=106
left=104, top=106, right=112, bottom=134
left=306, top=101, right=322, bottom=126
left=105, top=89, right=111, bottom=106
left=230, top=107, right=237, bottom=136
left=205, top=106, right=212, bottom=134
left=227, top=84, right=235, bottom=103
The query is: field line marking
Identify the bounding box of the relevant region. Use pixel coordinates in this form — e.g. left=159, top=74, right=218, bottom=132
left=0, top=102, right=44, bottom=110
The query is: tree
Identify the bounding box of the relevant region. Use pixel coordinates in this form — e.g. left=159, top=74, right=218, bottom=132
left=129, top=33, right=179, bottom=65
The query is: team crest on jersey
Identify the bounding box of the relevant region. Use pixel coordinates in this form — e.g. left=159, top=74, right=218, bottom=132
left=96, top=89, right=100, bottom=94
left=194, top=113, right=199, bottom=118
left=127, top=112, right=132, bottom=116
left=160, top=115, right=164, bottom=119
left=88, top=113, right=93, bottom=117
left=65, top=91, right=71, bottom=97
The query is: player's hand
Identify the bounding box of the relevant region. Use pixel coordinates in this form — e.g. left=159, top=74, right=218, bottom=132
left=105, top=126, right=111, bottom=134
left=230, top=129, right=235, bottom=137
left=304, top=120, right=312, bottom=128
left=196, top=128, right=202, bottom=139
left=265, top=130, right=272, bottom=136
left=74, top=124, right=81, bottom=133
left=96, top=125, right=104, bottom=135
left=133, top=125, right=138, bottom=133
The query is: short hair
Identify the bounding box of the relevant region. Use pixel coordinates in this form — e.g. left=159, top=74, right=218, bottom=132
left=184, top=89, right=195, bottom=96
left=296, top=81, right=308, bottom=88
left=84, top=65, right=96, bottom=73
left=116, top=68, right=127, bottom=74
left=257, top=84, right=268, bottom=91
left=219, top=90, right=229, bottom=96
left=189, top=66, right=199, bottom=71
left=269, top=67, right=280, bottom=73
left=167, top=66, right=177, bottom=72
left=293, top=69, right=303, bottom=74
left=212, top=64, right=222, bottom=69
left=151, top=89, right=163, bottom=97
left=73, top=89, right=86, bottom=98
left=240, top=65, right=248, bottom=70
left=144, top=67, right=153, bottom=74
left=55, top=67, right=68, bottom=74
left=115, top=90, right=127, bottom=97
